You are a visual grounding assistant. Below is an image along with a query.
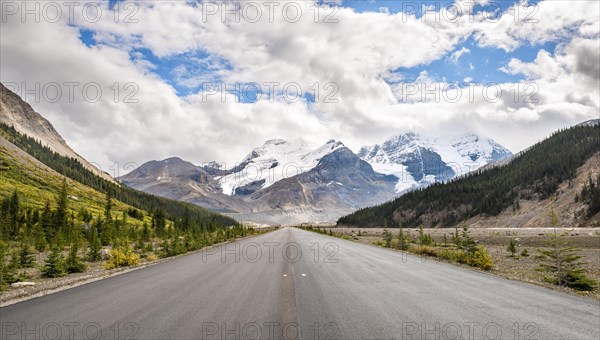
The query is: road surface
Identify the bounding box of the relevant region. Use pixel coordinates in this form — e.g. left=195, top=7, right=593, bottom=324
left=1, top=227, right=599, bottom=339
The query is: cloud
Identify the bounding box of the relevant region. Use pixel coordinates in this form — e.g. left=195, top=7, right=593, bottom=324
left=1, top=0, right=598, bottom=174
left=449, top=47, right=470, bottom=64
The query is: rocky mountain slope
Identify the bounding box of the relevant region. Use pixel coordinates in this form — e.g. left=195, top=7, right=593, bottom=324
left=122, top=132, right=514, bottom=224
left=216, top=138, right=344, bottom=196
left=0, top=83, right=114, bottom=182
left=358, top=132, right=513, bottom=193
left=121, top=142, right=399, bottom=224
left=339, top=123, right=600, bottom=228
left=0, top=106, right=237, bottom=227
left=119, top=157, right=251, bottom=214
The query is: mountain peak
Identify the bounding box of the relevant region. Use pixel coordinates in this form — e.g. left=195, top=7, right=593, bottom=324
left=0, top=82, right=115, bottom=182
left=358, top=131, right=513, bottom=193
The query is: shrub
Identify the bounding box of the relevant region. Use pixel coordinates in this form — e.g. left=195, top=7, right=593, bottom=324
left=412, top=246, right=438, bottom=257
left=467, top=246, right=494, bottom=270
left=372, top=240, right=386, bottom=247
left=438, top=249, right=466, bottom=263
left=103, top=248, right=140, bottom=270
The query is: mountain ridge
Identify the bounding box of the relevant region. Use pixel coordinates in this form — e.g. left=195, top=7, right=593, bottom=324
left=338, top=123, right=600, bottom=228
left=121, top=132, right=515, bottom=224
left=0, top=83, right=114, bottom=183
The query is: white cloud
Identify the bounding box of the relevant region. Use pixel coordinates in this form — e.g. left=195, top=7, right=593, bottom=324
left=449, top=47, right=470, bottom=64
left=1, top=0, right=598, bottom=174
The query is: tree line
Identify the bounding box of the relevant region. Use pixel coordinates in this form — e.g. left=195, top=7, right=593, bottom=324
left=0, top=181, right=255, bottom=290
left=0, top=123, right=238, bottom=228
left=338, top=125, right=600, bottom=228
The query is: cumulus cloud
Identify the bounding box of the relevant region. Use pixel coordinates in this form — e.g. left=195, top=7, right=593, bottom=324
left=1, top=0, right=598, bottom=174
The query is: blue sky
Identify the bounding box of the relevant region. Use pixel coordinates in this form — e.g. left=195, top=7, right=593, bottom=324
left=82, top=0, right=558, bottom=98
left=5, top=0, right=597, bottom=168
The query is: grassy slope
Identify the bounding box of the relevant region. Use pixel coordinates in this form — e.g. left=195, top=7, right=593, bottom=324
left=0, top=122, right=238, bottom=227
left=0, top=136, right=149, bottom=226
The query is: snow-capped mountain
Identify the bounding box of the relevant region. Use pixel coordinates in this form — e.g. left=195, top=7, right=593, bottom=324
left=216, top=138, right=344, bottom=196
left=358, top=132, right=512, bottom=193
left=121, top=138, right=397, bottom=224
left=121, top=133, right=511, bottom=224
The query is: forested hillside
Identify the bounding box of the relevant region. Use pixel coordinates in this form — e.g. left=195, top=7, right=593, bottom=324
left=0, top=124, right=250, bottom=290
left=338, top=124, right=600, bottom=228
left=0, top=123, right=237, bottom=228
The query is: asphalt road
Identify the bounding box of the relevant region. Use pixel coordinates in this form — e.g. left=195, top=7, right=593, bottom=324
left=1, top=227, right=598, bottom=339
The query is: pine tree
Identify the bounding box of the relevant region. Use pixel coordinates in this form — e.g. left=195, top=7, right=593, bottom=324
left=182, top=206, right=190, bottom=231
left=452, top=226, right=461, bottom=248
left=397, top=227, right=409, bottom=251
left=536, top=210, right=597, bottom=291
left=18, top=241, right=35, bottom=268
left=382, top=229, right=392, bottom=248
left=142, top=222, right=151, bottom=241
left=507, top=239, right=518, bottom=258
left=88, top=226, right=102, bottom=261
left=0, top=241, right=17, bottom=290
left=33, top=222, right=47, bottom=252
left=40, top=200, right=53, bottom=240
left=459, top=225, right=477, bottom=254
left=152, top=209, right=166, bottom=237
left=41, top=246, right=66, bottom=278
left=53, top=178, right=69, bottom=235
left=104, top=190, right=113, bottom=222
left=66, top=244, right=86, bottom=273
left=417, top=226, right=432, bottom=246
left=6, top=191, right=20, bottom=238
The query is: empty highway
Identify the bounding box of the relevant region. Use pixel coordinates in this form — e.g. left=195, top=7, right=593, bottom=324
left=1, top=227, right=599, bottom=339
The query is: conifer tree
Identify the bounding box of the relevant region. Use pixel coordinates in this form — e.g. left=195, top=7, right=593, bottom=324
left=41, top=246, right=66, bottom=278
left=53, top=178, right=69, bottom=235
left=397, top=227, right=409, bottom=251
left=18, top=241, right=35, bottom=268
left=88, top=226, right=102, bottom=261
left=382, top=228, right=392, bottom=248
left=0, top=241, right=17, bottom=290
left=507, top=239, right=518, bottom=258
left=142, top=222, right=151, bottom=241
left=6, top=191, right=20, bottom=238
left=40, top=200, right=53, bottom=240
left=459, top=225, right=477, bottom=254
left=33, top=222, right=47, bottom=252
left=66, top=243, right=86, bottom=273
left=537, top=210, right=598, bottom=291
left=104, top=190, right=113, bottom=222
